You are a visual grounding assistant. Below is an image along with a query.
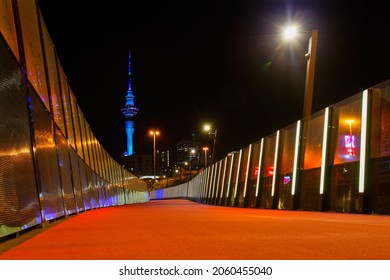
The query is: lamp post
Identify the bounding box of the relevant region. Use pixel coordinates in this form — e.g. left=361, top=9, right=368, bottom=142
left=165, top=168, right=171, bottom=188
left=283, top=26, right=318, bottom=210
left=149, top=130, right=160, bottom=180
left=203, top=124, right=217, bottom=165
left=283, top=26, right=318, bottom=121
left=181, top=162, right=189, bottom=181
left=175, top=167, right=180, bottom=180
left=303, top=29, right=318, bottom=121
left=196, top=149, right=201, bottom=174
left=203, top=147, right=209, bottom=168
left=189, top=148, right=195, bottom=180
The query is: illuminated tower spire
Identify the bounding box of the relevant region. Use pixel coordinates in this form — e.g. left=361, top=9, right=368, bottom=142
left=121, top=51, right=139, bottom=156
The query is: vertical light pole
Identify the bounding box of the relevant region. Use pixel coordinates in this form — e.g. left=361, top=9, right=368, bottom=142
left=149, top=130, right=160, bottom=180
left=189, top=148, right=196, bottom=180
left=283, top=26, right=319, bottom=209
left=203, top=147, right=209, bottom=168
left=165, top=168, right=171, bottom=188
left=181, top=162, right=189, bottom=181
left=303, top=29, right=318, bottom=121
left=203, top=124, right=217, bottom=165
left=283, top=26, right=318, bottom=121
left=196, top=149, right=201, bottom=174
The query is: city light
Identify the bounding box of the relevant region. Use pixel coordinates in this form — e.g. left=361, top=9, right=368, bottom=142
left=149, top=130, right=160, bottom=180
left=203, top=124, right=217, bottom=164
left=282, top=25, right=298, bottom=40
left=202, top=147, right=209, bottom=168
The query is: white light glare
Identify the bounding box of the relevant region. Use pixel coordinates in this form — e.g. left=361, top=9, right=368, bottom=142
left=283, top=26, right=298, bottom=40
left=359, top=90, right=368, bottom=193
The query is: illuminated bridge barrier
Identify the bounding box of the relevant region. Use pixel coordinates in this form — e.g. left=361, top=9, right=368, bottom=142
left=0, top=0, right=149, bottom=239
left=151, top=80, right=390, bottom=215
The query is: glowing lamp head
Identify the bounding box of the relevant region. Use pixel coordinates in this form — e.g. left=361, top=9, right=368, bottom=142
left=149, top=130, right=160, bottom=136
left=203, top=124, right=211, bottom=132
left=283, top=25, right=298, bottom=40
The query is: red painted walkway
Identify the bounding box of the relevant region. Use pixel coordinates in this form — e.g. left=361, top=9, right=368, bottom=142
left=1, top=199, right=390, bottom=260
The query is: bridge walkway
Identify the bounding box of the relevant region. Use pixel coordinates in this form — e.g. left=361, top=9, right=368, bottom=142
left=1, top=199, right=390, bottom=260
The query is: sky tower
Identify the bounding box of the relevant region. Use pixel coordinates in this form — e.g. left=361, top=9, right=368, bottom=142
left=121, top=51, right=139, bottom=156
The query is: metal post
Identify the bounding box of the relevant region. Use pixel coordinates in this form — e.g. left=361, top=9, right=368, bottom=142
left=153, top=133, right=156, bottom=180
left=211, top=129, right=217, bottom=165
left=303, top=29, right=318, bottom=121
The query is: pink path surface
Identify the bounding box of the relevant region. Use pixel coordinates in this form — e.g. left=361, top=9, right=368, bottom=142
left=1, top=199, right=390, bottom=260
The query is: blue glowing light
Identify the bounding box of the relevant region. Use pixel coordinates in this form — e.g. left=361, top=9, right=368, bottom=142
left=121, top=50, right=139, bottom=156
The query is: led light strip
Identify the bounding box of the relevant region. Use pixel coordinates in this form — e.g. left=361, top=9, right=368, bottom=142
left=243, top=144, right=252, bottom=198
left=220, top=158, right=227, bottom=198
left=201, top=169, right=207, bottom=199
left=271, top=130, right=280, bottom=197
left=319, top=107, right=329, bottom=194
left=359, top=90, right=368, bottom=193
left=255, top=138, right=264, bottom=197
left=291, top=120, right=301, bottom=195
left=234, top=149, right=243, bottom=198
left=226, top=153, right=235, bottom=197
left=208, top=165, right=215, bottom=198
left=215, top=161, right=222, bottom=199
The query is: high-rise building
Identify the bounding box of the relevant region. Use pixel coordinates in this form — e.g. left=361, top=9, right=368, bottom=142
left=176, top=139, right=200, bottom=169
left=119, top=150, right=170, bottom=178
left=121, top=51, right=139, bottom=156
left=158, top=149, right=171, bottom=177
left=120, top=154, right=153, bottom=177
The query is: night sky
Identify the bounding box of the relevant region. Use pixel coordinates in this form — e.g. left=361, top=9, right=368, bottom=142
left=37, top=0, right=390, bottom=162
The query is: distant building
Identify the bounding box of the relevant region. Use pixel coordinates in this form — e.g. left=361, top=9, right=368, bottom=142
left=118, top=154, right=152, bottom=177
left=118, top=149, right=170, bottom=178
left=158, top=149, right=171, bottom=177
left=176, top=139, right=201, bottom=171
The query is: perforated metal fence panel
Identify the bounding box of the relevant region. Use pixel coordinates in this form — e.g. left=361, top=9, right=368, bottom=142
left=0, top=37, right=41, bottom=238
left=29, top=90, right=64, bottom=221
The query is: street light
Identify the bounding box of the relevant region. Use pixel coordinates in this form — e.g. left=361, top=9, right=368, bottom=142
left=202, top=147, right=209, bottom=168
left=196, top=148, right=201, bottom=174
left=203, top=124, right=217, bottom=165
left=189, top=148, right=196, bottom=180
left=181, top=162, right=189, bottom=181
left=149, top=130, right=160, bottom=180
left=283, top=26, right=318, bottom=121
